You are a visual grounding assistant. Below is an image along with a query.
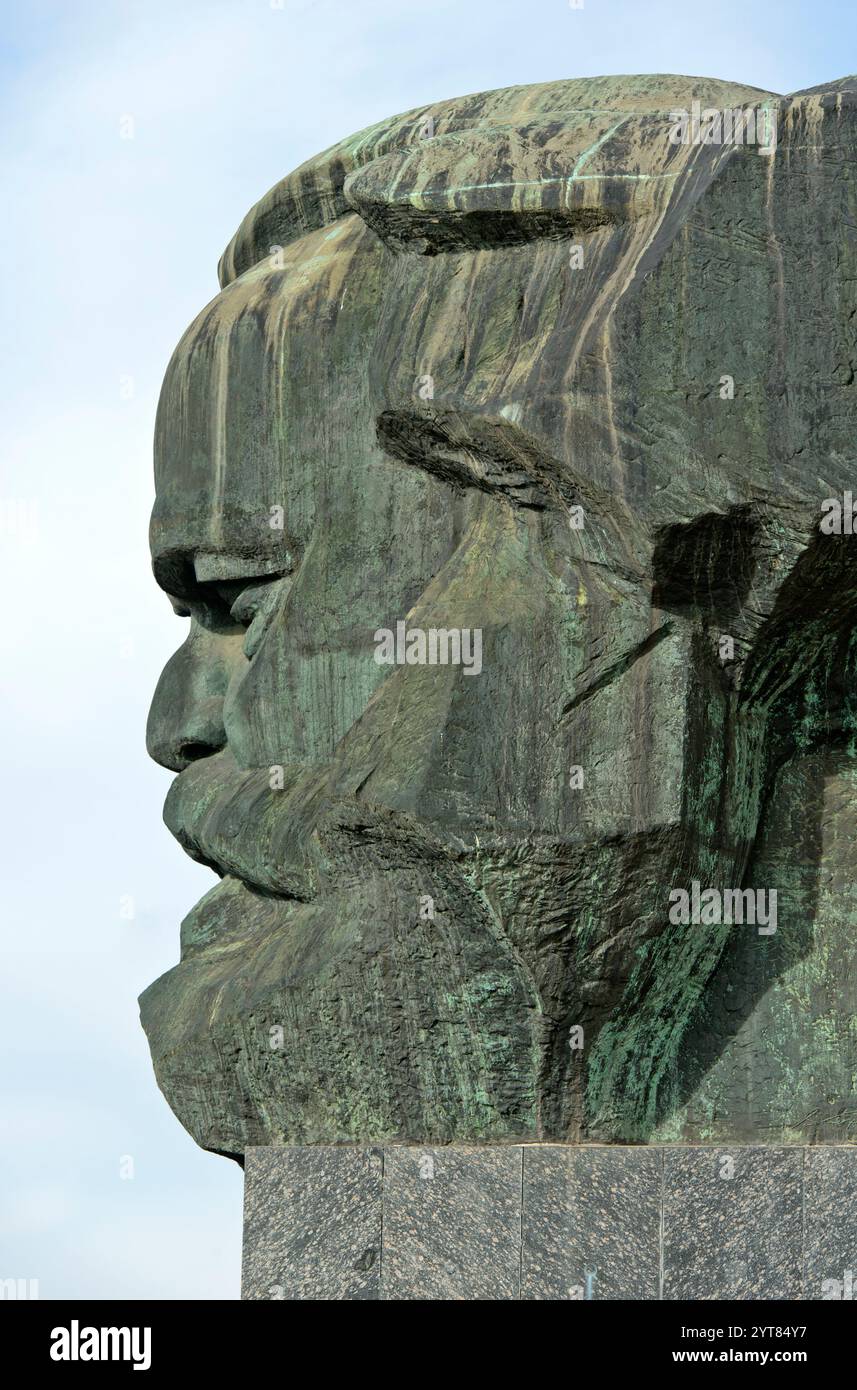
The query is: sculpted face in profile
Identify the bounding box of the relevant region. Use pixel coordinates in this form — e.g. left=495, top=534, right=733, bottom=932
left=142, top=73, right=857, bottom=1158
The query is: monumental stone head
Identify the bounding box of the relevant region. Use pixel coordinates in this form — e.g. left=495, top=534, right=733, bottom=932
left=141, top=72, right=857, bottom=1158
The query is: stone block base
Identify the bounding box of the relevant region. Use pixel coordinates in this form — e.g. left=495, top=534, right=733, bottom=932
left=241, top=1145, right=857, bottom=1300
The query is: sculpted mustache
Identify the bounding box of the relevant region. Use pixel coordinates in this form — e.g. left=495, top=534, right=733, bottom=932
left=163, top=749, right=454, bottom=898
left=163, top=751, right=332, bottom=899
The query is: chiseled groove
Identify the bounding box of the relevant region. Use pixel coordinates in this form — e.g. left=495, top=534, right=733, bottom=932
left=561, top=621, right=674, bottom=717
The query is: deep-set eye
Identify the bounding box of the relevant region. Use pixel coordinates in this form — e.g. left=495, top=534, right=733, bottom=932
left=228, top=583, right=275, bottom=626
left=228, top=578, right=288, bottom=659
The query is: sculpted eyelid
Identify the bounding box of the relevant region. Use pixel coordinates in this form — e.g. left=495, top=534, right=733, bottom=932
left=227, top=578, right=286, bottom=623
left=165, top=576, right=279, bottom=624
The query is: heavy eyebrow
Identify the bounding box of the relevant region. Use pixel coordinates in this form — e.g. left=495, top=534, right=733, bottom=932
left=152, top=550, right=291, bottom=603
left=193, top=552, right=292, bottom=584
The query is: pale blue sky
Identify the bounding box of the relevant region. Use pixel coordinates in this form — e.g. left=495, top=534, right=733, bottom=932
left=1, top=0, right=855, bottom=1300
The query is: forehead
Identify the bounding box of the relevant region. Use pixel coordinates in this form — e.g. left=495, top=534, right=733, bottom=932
left=155, top=70, right=857, bottom=589
left=150, top=216, right=375, bottom=585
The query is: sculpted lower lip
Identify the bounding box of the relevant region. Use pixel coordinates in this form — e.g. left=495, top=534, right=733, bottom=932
left=176, top=871, right=305, bottom=963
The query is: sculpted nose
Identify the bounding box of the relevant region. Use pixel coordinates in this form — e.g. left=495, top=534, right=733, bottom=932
left=146, top=624, right=241, bottom=773
left=147, top=690, right=225, bottom=771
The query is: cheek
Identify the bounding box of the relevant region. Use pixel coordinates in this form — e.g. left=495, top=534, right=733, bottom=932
left=220, top=600, right=390, bottom=766
left=219, top=492, right=464, bottom=765
left=221, top=656, right=264, bottom=765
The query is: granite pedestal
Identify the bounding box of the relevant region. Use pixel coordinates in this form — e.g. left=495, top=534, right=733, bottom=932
left=241, top=1145, right=857, bottom=1301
